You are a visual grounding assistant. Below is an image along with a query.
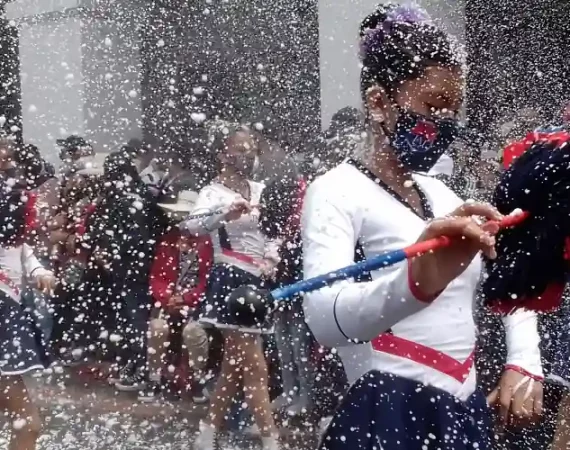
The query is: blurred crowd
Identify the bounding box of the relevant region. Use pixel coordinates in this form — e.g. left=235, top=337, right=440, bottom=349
left=2, top=101, right=570, bottom=450
left=0, top=120, right=353, bottom=449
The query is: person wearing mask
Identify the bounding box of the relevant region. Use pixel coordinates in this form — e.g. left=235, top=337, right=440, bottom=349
left=49, top=165, right=105, bottom=365
left=301, top=5, right=544, bottom=449
left=90, top=147, right=169, bottom=390
left=182, top=122, right=280, bottom=450
left=56, top=135, right=94, bottom=178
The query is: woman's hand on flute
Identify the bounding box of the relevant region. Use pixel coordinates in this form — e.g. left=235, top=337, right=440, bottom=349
left=410, top=202, right=504, bottom=299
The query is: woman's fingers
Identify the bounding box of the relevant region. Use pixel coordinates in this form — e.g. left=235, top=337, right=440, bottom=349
left=231, top=198, right=251, bottom=212
left=424, top=216, right=497, bottom=259
left=452, top=201, right=503, bottom=222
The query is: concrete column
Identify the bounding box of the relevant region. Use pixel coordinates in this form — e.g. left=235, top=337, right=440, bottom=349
left=4, top=0, right=144, bottom=163
left=318, top=0, right=465, bottom=128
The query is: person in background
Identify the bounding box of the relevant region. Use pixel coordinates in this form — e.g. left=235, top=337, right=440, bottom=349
left=0, top=136, right=57, bottom=450
left=249, top=127, right=298, bottom=185
left=140, top=189, right=213, bottom=403
left=90, top=146, right=169, bottom=390
left=14, top=143, right=55, bottom=190
left=313, top=107, right=366, bottom=174
left=182, top=121, right=280, bottom=450
left=56, top=135, right=94, bottom=178
left=325, top=107, right=365, bottom=141
left=49, top=163, right=104, bottom=364
left=258, top=178, right=315, bottom=417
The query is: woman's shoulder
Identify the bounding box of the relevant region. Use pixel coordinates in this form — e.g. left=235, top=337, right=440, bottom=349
left=305, top=163, right=366, bottom=207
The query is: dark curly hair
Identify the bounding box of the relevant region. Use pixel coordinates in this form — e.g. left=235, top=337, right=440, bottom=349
left=359, top=3, right=463, bottom=99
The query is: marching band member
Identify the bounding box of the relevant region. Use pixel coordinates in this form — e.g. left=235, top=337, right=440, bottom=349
left=0, top=137, right=56, bottom=450
left=302, top=4, right=543, bottom=449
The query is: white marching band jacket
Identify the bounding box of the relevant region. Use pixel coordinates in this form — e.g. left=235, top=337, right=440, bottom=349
left=302, top=162, right=543, bottom=401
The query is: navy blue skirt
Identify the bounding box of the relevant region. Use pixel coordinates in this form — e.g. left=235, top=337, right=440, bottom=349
left=0, top=291, right=50, bottom=375
left=319, top=370, right=493, bottom=450
left=198, top=264, right=273, bottom=334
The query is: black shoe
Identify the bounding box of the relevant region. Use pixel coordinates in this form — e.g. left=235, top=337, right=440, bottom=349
left=59, top=347, right=84, bottom=367
left=107, top=362, right=127, bottom=385
left=191, top=384, right=210, bottom=405
left=138, top=381, right=162, bottom=402
left=115, top=366, right=147, bottom=392
left=109, top=361, right=135, bottom=384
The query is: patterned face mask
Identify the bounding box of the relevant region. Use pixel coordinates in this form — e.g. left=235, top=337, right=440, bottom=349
left=383, top=109, right=459, bottom=172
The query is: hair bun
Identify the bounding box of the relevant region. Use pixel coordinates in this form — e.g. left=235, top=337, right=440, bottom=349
left=359, top=3, right=432, bottom=37
left=360, top=3, right=433, bottom=59
left=359, top=4, right=391, bottom=38
left=359, top=3, right=460, bottom=94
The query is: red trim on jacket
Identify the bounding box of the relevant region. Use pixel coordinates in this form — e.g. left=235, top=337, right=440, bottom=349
left=372, top=333, right=475, bottom=383
left=150, top=229, right=213, bottom=309
left=504, top=364, right=544, bottom=381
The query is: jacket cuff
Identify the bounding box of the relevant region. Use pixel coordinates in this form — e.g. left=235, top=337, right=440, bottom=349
left=504, top=364, right=544, bottom=381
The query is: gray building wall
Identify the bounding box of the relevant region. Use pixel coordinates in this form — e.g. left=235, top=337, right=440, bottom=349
left=5, top=0, right=464, bottom=157
left=140, top=0, right=320, bottom=152
left=5, top=0, right=144, bottom=163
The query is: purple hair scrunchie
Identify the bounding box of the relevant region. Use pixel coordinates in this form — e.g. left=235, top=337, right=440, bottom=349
left=385, top=3, right=432, bottom=25
left=359, top=3, right=432, bottom=59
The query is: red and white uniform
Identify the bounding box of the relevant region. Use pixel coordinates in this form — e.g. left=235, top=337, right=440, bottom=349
left=0, top=192, right=51, bottom=301
left=302, top=162, right=542, bottom=401
left=181, top=182, right=279, bottom=277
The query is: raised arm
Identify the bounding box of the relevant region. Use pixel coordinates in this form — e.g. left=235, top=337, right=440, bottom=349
left=301, top=182, right=437, bottom=348
left=180, top=186, right=232, bottom=236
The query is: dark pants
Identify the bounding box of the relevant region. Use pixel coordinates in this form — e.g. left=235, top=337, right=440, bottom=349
left=51, top=267, right=113, bottom=353
left=116, top=281, right=151, bottom=369
left=21, top=286, right=53, bottom=350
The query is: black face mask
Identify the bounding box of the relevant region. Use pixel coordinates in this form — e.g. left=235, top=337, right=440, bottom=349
left=382, top=108, right=459, bottom=172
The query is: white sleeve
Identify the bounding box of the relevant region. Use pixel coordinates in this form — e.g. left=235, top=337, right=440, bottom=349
left=301, top=181, right=434, bottom=348
left=502, top=310, right=543, bottom=378
left=180, top=186, right=232, bottom=235
left=263, top=239, right=282, bottom=263
left=22, top=244, right=52, bottom=279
